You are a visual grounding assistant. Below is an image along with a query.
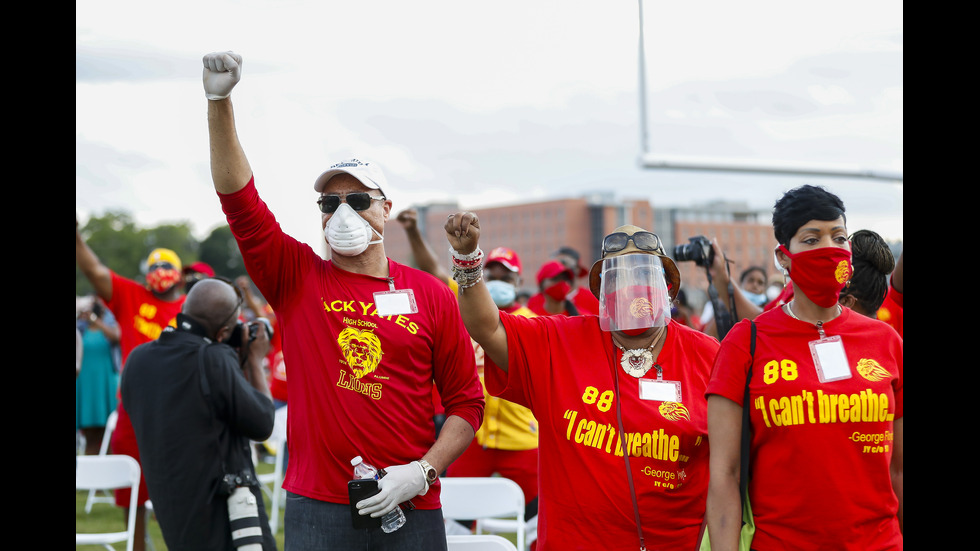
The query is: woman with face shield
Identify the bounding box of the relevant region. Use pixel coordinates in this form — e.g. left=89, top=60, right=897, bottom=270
left=705, top=185, right=903, bottom=550
left=446, top=215, right=720, bottom=551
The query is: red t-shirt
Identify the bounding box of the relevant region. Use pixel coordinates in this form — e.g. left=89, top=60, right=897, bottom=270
left=525, top=286, right=597, bottom=316
left=107, top=272, right=185, bottom=366
left=485, top=315, right=719, bottom=550
left=876, top=285, right=903, bottom=339
left=219, top=178, right=484, bottom=509
left=707, top=307, right=903, bottom=550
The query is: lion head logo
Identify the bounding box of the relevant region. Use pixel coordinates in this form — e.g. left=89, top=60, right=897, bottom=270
left=629, top=297, right=655, bottom=319
left=659, top=401, right=691, bottom=421
left=856, top=358, right=890, bottom=382
left=338, top=327, right=383, bottom=378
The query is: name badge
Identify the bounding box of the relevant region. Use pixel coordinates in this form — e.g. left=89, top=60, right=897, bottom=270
left=374, top=289, right=418, bottom=317
left=809, top=335, right=851, bottom=383
left=639, top=378, right=682, bottom=402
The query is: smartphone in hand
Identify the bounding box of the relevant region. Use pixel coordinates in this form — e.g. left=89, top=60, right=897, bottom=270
left=348, top=479, right=383, bottom=530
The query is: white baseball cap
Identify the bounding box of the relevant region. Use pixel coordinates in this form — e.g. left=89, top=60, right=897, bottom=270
left=314, top=158, right=387, bottom=193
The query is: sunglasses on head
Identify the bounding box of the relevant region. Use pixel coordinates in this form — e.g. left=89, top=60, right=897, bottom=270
left=601, top=231, right=663, bottom=254
left=317, top=192, right=386, bottom=214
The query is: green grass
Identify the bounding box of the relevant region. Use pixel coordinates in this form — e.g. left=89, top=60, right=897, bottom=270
left=75, top=458, right=285, bottom=551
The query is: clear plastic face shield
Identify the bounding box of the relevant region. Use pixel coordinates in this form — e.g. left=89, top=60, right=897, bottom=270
left=598, top=254, right=672, bottom=332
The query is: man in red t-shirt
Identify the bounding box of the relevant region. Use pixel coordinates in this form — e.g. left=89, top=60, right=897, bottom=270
left=204, top=51, right=483, bottom=550
left=76, top=221, right=186, bottom=551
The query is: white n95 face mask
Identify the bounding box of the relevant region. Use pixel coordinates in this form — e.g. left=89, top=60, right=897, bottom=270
left=324, top=203, right=384, bottom=256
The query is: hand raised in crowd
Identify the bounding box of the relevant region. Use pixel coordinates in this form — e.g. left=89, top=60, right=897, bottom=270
left=444, top=212, right=481, bottom=255
left=396, top=209, right=419, bottom=231
left=708, top=238, right=732, bottom=285
left=202, top=51, right=243, bottom=100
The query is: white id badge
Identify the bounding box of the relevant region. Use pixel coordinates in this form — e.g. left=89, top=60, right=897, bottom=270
left=638, top=378, right=682, bottom=402
left=373, top=289, right=418, bottom=316
left=809, top=335, right=851, bottom=383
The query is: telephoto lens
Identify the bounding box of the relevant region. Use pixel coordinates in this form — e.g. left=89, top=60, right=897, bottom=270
left=227, top=486, right=263, bottom=550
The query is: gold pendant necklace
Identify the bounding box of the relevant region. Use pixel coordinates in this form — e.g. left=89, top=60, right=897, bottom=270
left=614, top=328, right=667, bottom=378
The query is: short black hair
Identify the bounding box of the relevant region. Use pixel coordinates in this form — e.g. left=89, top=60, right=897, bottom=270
left=772, top=185, right=846, bottom=246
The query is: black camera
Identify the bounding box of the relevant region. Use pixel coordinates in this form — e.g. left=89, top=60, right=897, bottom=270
left=227, top=317, right=273, bottom=349
left=218, top=471, right=263, bottom=549
left=218, top=470, right=259, bottom=496
left=673, top=235, right=714, bottom=267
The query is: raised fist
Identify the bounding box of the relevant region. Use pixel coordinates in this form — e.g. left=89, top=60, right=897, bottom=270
left=202, top=51, right=243, bottom=100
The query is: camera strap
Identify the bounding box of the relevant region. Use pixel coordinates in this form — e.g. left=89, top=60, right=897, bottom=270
left=198, top=343, right=231, bottom=479
left=612, top=358, right=647, bottom=551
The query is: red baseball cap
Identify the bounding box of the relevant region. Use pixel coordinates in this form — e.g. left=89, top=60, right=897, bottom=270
left=486, top=247, right=522, bottom=274
left=536, top=260, right=574, bottom=285
left=183, top=261, right=215, bottom=278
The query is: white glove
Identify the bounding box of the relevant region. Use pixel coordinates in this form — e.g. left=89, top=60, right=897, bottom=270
left=355, top=462, right=427, bottom=518
left=202, top=51, right=243, bottom=100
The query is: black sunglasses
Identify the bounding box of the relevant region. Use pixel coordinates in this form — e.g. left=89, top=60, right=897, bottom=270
left=601, top=231, right=663, bottom=254
left=317, top=192, right=386, bottom=214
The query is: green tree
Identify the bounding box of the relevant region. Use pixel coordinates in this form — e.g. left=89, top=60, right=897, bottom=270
left=200, top=224, right=247, bottom=279
left=76, top=211, right=201, bottom=296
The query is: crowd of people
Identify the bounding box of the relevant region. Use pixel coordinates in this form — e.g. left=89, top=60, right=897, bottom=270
left=74, top=50, right=902, bottom=551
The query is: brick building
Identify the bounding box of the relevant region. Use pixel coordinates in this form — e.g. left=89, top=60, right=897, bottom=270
left=382, top=196, right=776, bottom=309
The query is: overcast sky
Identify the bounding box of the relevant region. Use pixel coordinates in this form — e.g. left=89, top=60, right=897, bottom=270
left=76, top=1, right=903, bottom=250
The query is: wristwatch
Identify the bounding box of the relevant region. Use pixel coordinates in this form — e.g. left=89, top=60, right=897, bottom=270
left=418, top=459, right=438, bottom=486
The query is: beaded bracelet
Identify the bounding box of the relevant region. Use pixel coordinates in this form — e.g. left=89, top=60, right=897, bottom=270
left=450, top=245, right=484, bottom=264
left=452, top=264, right=484, bottom=289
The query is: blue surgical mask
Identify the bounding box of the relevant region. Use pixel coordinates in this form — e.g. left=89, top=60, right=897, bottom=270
left=744, top=290, right=769, bottom=307
left=486, top=280, right=517, bottom=308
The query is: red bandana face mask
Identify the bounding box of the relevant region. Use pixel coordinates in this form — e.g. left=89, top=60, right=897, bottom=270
left=544, top=280, right=571, bottom=302
left=146, top=267, right=182, bottom=294
left=778, top=245, right=852, bottom=308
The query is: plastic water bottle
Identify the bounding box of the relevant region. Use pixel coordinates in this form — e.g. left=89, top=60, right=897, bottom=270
left=351, top=456, right=407, bottom=533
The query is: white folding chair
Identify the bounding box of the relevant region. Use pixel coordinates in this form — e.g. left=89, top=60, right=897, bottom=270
left=256, top=405, right=287, bottom=533
left=446, top=534, right=519, bottom=551
left=479, top=514, right=537, bottom=551
left=84, top=409, right=118, bottom=513
left=256, top=435, right=286, bottom=534
left=76, top=454, right=141, bottom=551
left=440, top=477, right=526, bottom=551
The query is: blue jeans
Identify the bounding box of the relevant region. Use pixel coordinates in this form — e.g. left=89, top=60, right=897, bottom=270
left=284, top=492, right=448, bottom=551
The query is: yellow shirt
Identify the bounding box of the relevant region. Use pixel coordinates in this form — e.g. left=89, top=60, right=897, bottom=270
left=473, top=305, right=538, bottom=450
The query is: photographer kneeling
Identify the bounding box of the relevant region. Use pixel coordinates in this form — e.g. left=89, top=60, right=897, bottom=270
left=121, top=278, right=277, bottom=550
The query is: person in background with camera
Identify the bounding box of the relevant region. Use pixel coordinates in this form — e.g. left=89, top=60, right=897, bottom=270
left=76, top=219, right=187, bottom=551
left=121, top=278, right=277, bottom=550
left=203, top=51, right=483, bottom=550
left=446, top=214, right=720, bottom=550
left=76, top=295, right=121, bottom=456
left=698, top=249, right=770, bottom=338
left=705, top=185, right=903, bottom=550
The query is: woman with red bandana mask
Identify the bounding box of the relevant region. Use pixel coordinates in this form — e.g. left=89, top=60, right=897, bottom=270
left=446, top=214, right=720, bottom=550
left=705, top=185, right=903, bottom=550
